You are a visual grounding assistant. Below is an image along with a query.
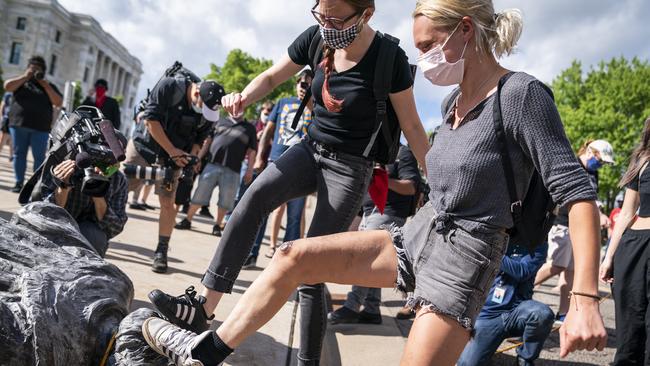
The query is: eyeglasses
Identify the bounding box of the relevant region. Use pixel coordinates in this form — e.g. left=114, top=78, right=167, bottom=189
left=311, top=3, right=360, bottom=31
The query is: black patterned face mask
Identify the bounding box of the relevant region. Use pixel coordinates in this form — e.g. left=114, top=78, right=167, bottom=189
left=319, top=18, right=363, bottom=49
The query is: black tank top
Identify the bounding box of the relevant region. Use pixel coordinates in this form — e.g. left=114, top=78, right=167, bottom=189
left=628, top=164, right=650, bottom=217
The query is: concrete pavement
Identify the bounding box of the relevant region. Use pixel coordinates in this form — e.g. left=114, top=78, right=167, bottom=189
left=0, top=148, right=618, bottom=365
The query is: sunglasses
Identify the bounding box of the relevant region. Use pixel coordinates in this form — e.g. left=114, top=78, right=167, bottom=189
left=298, top=81, right=310, bottom=90
left=311, top=3, right=361, bottom=31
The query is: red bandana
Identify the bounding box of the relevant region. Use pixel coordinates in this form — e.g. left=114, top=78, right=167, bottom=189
left=368, top=167, right=389, bottom=214
left=95, top=86, right=107, bottom=109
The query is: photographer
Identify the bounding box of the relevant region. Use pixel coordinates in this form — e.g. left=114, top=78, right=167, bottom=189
left=41, top=159, right=128, bottom=257
left=124, top=71, right=225, bottom=273
left=3, top=55, right=63, bottom=193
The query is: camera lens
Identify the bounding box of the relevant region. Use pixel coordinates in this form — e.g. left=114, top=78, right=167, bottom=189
left=34, top=71, right=45, bottom=80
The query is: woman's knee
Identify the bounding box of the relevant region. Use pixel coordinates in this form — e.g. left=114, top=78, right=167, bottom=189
left=271, top=239, right=317, bottom=282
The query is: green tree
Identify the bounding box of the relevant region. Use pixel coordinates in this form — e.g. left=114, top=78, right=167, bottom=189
left=205, top=49, right=296, bottom=120
left=552, top=57, right=650, bottom=210
left=72, top=81, right=84, bottom=109
left=0, top=64, right=4, bottom=96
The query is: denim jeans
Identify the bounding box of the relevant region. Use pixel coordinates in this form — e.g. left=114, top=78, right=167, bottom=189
left=457, top=300, right=554, bottom=365
left=202, top=139, right=373, bottom=364
left=190, top=163, right=240, bottom=210
left=344, top=208, right=406, bottom=315
left=10, top=126, right=49, bottom=184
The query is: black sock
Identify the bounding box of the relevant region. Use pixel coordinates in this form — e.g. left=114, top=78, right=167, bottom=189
left=156, top=236, right=170, bottom=252
left=191, top=331, right=233, bottom=365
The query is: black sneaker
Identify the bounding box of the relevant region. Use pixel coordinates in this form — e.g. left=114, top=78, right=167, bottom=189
left=129, top=202, right=146, bottom=210
left=358, top=310, right=382, bottom=325
left=151, top=244, right=168, bottom=273
left=175, top=218, right=192, bottom=230
left=198, top=206, right=214, bottom=219
left=148, top=286, right=214, bottom=333
left=10, top=182, right=23, bottom=193
left=242, top=255, right=257, bottom=269
left=211, top=224, right=222, bottom=237
left=141, top=203, right=156, bottom=210
left=327, top=306, right=360, bottom=325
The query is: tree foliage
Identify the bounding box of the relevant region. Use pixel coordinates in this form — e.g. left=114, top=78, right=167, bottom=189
left=72, top=81, right=84, bottom=110
left=0, top=64, right=4, bottom=96
left=204, top=49, right=296, bottom=120
left=552, top=57, right=650, bottom=210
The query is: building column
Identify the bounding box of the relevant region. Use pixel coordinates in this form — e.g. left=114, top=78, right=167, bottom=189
left=116, top=67, right=125, bottom=98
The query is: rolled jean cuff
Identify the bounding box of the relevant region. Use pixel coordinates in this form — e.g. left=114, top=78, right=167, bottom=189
left=201, top=270, right=235, bottom=293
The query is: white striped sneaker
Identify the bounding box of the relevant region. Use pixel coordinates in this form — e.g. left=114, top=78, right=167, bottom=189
left=148, top=286, right=214, bottom=333
left=142, top=317, right=210, bottom=366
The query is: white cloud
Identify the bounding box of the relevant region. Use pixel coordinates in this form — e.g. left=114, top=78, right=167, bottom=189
left=59, top=0, right=649, bottom=131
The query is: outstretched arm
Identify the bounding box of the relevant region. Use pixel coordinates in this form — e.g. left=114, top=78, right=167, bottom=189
left=222, top=54, right=303, bottom=118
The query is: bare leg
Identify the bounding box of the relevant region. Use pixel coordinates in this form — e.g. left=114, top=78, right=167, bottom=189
left=184, top=204, right=201, bottom=222
left=215, top=229, right=397, bottom=347
left=159, top=195, right=177, bottom=237
left=131, top=184, right=143, bottom=204
left=141, top=183, right=153, bottom=204
left=215, top=207, right=227, bottom=228
left=558, top=270, right=574, bottom=315
left=270, top=204, right=286, bottom=249
left=400, top=309, right=470, bottom=366
left=534, top=262, right=565, bottom=286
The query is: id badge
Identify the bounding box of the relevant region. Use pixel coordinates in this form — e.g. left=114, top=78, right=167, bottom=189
left=492, top=286, right=506, bottom=304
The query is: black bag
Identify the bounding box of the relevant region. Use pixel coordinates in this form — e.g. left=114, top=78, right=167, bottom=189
left=291, top=31, right=405, bottom=165
left=133, top=62, right=202, bottom=164
left=493, top=74, right=556, bottom=253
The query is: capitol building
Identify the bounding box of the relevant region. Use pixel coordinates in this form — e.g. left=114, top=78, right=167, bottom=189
left=0, top=0, right=142, bottom=132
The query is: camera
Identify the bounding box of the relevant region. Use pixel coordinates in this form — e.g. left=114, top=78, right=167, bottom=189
left=49, top=106, right=126, bottom=197
left=123, top=165, right=173, bottom=182
left=34, top=71, right=45, bottom=80
left=122, top=155, right=197, bottom=192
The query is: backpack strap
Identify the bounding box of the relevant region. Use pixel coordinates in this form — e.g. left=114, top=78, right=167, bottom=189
left=362, top=32, right=400, bottom=158
left=493, top=72, right=521, bottom=222
left=291, top=32, right=323, bottom=130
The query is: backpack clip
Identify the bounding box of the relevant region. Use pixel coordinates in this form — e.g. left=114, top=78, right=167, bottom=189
left=510, top=200, right=523, bottom=214
left=376, top=100, right=388, bottom=115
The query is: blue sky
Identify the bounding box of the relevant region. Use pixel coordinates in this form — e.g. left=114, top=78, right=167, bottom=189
left=60, top=0, right=650, bottom=131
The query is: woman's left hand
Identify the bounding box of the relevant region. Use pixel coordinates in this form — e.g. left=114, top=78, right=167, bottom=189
left=559, top=296, right=607, bottom=358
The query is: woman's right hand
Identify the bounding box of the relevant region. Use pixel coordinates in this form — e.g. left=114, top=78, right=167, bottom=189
left=222, top=92, right=248, bottom=118
left=599, top=257, right=614, bottom=283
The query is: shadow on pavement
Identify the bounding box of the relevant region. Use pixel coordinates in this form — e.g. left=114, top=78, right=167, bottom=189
left=109, top=241, right=183, bottom=263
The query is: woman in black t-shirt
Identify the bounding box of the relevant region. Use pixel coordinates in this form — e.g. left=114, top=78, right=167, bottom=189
left=602, top=117, right=650, bottom=364
left=147, top=0, right=429, bottom=364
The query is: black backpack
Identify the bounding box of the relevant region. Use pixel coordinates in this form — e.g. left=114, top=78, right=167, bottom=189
left=133, top=61, right=201, bottom=120
left=132, top=62, right=203, bottom=164
left=291, top=31, right=406, bottom=165
left=444, top=73, right=556, bottom=253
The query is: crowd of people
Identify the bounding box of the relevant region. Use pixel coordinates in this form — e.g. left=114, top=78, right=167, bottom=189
left=3, top=0, right=650, bottom=365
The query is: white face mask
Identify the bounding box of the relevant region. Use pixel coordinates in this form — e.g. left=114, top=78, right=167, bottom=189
left=417, top=22, right=468, bottom=86
left=191, top=102, right=202, bottom=114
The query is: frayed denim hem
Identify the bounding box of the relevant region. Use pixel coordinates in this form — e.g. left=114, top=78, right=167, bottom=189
left=381, top=223, right=415, bottom=295
left=405, top=296, right=474, bottom=331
